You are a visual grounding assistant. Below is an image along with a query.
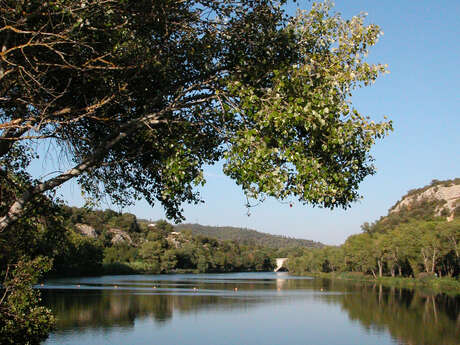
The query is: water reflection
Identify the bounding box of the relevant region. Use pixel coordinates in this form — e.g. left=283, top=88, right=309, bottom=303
left=328, top=284, right=460, bottom=345
left=41, top=273, right=460, bottom=345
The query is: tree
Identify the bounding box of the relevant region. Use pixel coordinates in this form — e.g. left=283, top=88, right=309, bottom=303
left=419, top=222, right=444, bottom=274
left=395, top=222, right=424, bottom=277
left=150, top=220, right=174, bottom=238
left=440, top=219, right=460, bottom=259
left=438, top=219, right=460, bottom=276
left=344, top=233, right=377, bottom=276
left=160, top=250, right=178, bottom=273
left=323, top=246, right=346, bottom=272
left=380, top=231, right=400, bottom=277
left=0, top=257, right=55, bottom=345
left=373, top=234, right=386, bottom=277
left=0, top=0, right=391, bottom=232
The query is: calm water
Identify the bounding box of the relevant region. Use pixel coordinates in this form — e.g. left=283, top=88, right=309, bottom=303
left=40, top=272, right=460, bottom=345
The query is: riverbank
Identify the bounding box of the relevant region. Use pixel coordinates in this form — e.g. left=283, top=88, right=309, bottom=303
left=102, top=262, right=207, bottom=275
left=59, top=262, right=271, bottom=277
left=305, top=272, right=460, bottom=295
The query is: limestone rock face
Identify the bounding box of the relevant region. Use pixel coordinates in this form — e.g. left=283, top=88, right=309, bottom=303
left=390, top=183, right=460, bottom=221
left=108, top=228, right=133, bottom=245
left=75, top=223, right=97, bottom=238
left=166, top=232, right=183, bottom=248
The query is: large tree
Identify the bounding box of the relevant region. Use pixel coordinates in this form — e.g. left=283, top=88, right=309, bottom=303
left=0, top=0, right=391, bottom=232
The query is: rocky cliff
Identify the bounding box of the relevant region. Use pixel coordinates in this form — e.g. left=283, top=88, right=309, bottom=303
left=74, top=223, right=134, bottom=245
left=389, top=178, right=460, bottom=221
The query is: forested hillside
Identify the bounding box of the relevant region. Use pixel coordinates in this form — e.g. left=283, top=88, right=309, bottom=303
left=2, top=205, right=317, bottom=278
left=174, top=224, right=323, bottom=249
left=289, top=178, right=460, bottom=279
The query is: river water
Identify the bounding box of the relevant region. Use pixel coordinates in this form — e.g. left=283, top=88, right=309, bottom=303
left=40, top=272, right=459, bottom=345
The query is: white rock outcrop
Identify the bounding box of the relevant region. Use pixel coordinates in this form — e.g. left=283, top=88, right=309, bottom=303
left=390, top=184, right=460, bottom=220
left=108, top=228, right=134, bottom=245
left=75, top=223, right=98, bottom=238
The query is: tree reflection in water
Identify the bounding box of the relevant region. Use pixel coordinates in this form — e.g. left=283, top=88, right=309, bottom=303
left=319, top=280, right=460, bottom=345
left=42, top=275, right=459, bottom=345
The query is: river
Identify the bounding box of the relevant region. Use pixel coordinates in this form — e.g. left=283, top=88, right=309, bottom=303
left=40, top=272, right=459, bottom=345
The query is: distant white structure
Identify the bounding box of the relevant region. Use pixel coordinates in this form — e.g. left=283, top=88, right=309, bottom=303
left=275, top=258, right=288, bottom=272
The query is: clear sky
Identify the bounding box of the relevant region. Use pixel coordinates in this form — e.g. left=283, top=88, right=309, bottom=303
left=32, top=1, right=460, bottom=245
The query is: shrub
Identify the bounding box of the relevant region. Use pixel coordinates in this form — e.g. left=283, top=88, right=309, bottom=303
left=0, top=257, right=55, bottom=345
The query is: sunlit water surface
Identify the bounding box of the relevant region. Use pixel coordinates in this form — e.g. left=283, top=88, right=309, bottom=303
left=40, top=272, right=460, bottom=345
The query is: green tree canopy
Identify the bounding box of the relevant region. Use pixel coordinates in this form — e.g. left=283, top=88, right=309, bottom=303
left=0, top=0, right=391, bottom=232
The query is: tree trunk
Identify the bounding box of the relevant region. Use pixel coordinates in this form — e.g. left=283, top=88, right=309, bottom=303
left=0, top=129, right=132, bottom=232
left=431, top=250, right=437, bottom=273
left=421, top=250, right=429, bottom=273
left=377, top=259, right=383, bottom=277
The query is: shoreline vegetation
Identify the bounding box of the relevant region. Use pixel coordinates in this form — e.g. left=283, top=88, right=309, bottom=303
left=301, top=272, right=460, bottom=295
left=286, top=179, right=460, bottom=294
left=96, top=263, right=273, bottom=276
left=48, top=264, right=460, bottom=295
left=38, top=178, right=459, bottom=298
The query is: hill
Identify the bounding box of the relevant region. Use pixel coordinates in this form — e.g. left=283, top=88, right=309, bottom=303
left=289, top=178, right=460, bottom=280
left=174, top=223, right=323, bottom=249
left=362, top=178, right=460, bottom=234
left=390, top=178, right=460, bottom=219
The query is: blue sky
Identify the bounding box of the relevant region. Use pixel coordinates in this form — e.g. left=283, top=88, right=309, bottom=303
left=32, top=1, right=460, bottom=245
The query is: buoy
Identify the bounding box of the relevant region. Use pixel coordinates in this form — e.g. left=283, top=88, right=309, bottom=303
left=40, top=283, right=44, bottom=287
left=234, top=287, right=238, bottom=292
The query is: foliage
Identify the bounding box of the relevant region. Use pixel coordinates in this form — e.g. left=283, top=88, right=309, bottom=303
left=290, top=217, right=460, bottom=280
left=0, top=0, right=391, bottom=232
left=0, top=2, right=392, bottom=342
left=0, top=257, right=55, bottom=345
left=103, top=244, right=138, bottom=265
left=223, top=2, right=391, bottom=207
left=62, top=206, right=140, bottom=234
left=49, top=207, right=320, bottom=274
left=52, top=233, right=104, bottom=276
left=289, top=179, right=460, bottom=280
left=134, top=227, right=276, bottom=274
left=0, top=171, right=103, bottom=342
left=359, top=177, right=459, bottom=236
left=0, top=174, right=68, bottom=268
left=174, top=223, right=323, bottom=249
left=363, top=199, right=448, bottom=235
